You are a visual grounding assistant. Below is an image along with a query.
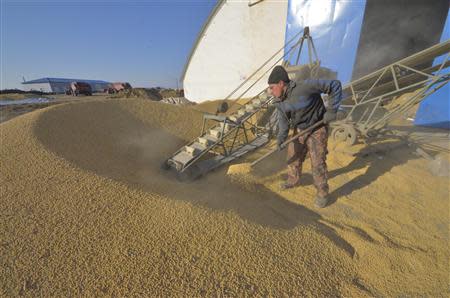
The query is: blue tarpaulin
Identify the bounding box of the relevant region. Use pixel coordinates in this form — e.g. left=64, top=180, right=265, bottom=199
left=284, top=0, right=366, bottom=84
left=414, top=11, right=450, bottom=129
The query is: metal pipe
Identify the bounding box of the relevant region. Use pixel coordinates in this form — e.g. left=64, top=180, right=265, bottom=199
left=396, top=63, right=438, bottom=79
left=223, top=29, right=304, bottom=101
left=390, top=65, right=400, bottom=90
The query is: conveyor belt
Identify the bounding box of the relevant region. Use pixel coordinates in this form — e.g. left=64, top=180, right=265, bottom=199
left=164, top=96, right=272, bottom=179
left=346, top=40, right=450, bottom=92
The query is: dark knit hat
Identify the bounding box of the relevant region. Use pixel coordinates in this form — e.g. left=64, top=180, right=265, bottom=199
left=268, top=65, right=290, bottom=84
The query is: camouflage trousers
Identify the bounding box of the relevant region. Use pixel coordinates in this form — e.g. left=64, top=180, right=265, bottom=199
left=286, top=125, right=329, bottom=197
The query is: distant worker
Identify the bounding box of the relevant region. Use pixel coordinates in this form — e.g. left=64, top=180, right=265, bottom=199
left=268, top=65, right=342, bottom=208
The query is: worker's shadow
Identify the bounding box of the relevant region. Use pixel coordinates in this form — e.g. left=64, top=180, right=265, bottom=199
left=188, top=169, right=356, bottom=257
left=326, top=140, right=416, bottom=205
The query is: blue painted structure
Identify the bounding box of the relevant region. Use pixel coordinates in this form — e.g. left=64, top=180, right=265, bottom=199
left=22, top=77, right=109, bottom=85
left=22, top=77, right=111, bottom=93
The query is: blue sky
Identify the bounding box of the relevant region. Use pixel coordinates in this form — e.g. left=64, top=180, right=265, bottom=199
left=0, top=0, right=217, bottom=89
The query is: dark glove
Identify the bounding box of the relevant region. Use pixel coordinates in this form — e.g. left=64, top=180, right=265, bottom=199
left=336, top=109, right=346, bottom=120
left=323, top=110, right=337, bottom=124
left=277, top=139, right=286, bottom=152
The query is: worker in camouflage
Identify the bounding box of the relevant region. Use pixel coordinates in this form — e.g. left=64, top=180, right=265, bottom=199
left=268, top=65, right=342, bottom=208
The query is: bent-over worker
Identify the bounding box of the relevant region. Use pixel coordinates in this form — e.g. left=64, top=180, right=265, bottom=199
left=268, top=65, right=342, bottom=208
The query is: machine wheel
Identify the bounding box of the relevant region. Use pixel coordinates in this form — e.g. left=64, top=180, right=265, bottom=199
left=160, top=159, right=171, bottom=171
left=331, top=125, right=357, bottom=146
left=176, top=165, right=202, bottom=182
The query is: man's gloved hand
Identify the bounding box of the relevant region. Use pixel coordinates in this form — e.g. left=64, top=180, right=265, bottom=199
left=277, top=139, right=286, bottom=152
left=323, top=109, right=337, bottom=124
left=336, top=109, right=346, bottom=120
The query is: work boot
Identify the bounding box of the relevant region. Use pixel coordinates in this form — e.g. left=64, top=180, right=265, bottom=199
left=279, top=181, right=299, bottom=190
left=314, top=195, right=329, bottom=208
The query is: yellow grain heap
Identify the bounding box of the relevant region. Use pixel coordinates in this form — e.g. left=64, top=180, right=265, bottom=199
left=1, top=97, right=448, bottom=296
